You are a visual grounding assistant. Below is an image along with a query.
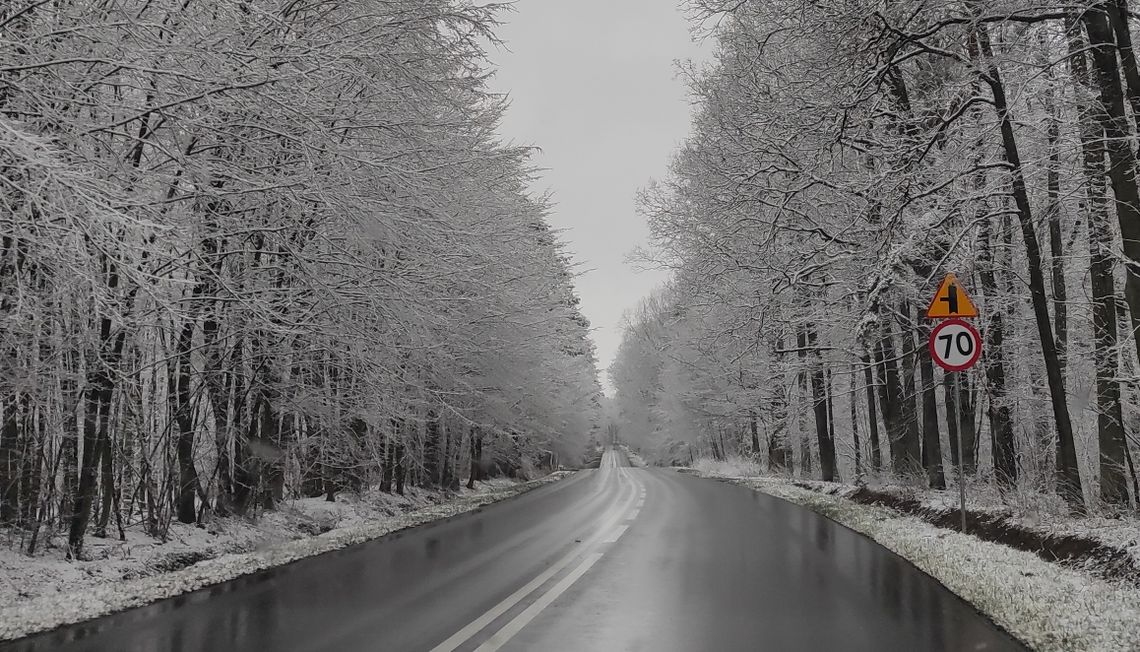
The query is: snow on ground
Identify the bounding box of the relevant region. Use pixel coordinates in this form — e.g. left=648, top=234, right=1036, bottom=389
left=618, top=445, right=649, bottom=468
left=792, top=477, right=1140, bottom=578
left=684, top=468, right=1140, bottom=652
left=0, top=472, right=572, bottom=641
left=691, top=455, right=762, bottom=478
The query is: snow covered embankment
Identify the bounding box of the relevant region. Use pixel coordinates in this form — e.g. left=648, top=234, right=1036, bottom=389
left=0, top=472, right=572, bottom=642
left=682, top=467, right=1140, bottom=652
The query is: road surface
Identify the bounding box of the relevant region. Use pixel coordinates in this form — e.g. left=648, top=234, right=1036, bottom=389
left=4, top=450, right=1025, bottom=651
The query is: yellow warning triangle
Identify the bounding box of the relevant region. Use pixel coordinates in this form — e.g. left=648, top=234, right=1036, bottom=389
left=926, top=273, right=978, bottom=318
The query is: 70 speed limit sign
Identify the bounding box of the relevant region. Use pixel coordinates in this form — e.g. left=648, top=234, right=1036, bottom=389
left=928, top=318, right=982, bottom=372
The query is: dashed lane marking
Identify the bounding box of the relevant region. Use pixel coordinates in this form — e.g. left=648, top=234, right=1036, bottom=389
left=473, top=553, right=605, bottom=652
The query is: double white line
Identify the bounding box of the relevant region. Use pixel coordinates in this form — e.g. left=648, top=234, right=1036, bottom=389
left=431, top=463, right=643, bottom=652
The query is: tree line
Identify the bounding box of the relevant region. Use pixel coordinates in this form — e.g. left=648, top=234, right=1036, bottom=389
left=0, top=0, right=601, bottom=557
left=612, top=0, right=1140, bottom=513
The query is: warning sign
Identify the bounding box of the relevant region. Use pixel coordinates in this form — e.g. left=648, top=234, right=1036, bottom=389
left=926, top=273, right=978, bottom=319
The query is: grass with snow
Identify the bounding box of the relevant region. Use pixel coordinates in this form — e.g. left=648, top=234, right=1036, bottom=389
left=685, top=469, right=1140, bottom=652
left=691, top=455, right=763, bottom=478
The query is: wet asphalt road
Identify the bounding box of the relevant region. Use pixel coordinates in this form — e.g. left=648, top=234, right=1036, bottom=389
left=4, top=450, right=1026, bottom=652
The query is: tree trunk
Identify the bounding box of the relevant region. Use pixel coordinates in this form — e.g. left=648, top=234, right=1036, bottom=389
left=58, top=350, right=80, bottom=529
left=1070, top=18, right=1130, bottom=506
left=875, top=330, right=907, bottom=475
left=424, top=411, right=442, bottom=487
left=768, top=384, right=792, bottom=472
left=173, top=315, right=200, bottom=525
left=68, top=316, right=124, bottom=556
left=897, top=307, right=923, bottom=477
left=945, top=373, right=959, bottom=471
left=749, top=409, right=761, bottom=458
left=467, top=427, right=483, bottom=490
left=861, top=352, right=882, bottom=473
left=1045, top=82, right=1068, bottom=378
left=394, top=438, right=406, bottom=496
left=849, top=363, right=863, bottom=480
left=1107, top=0, right=1140, bottom=135
left=807, top=325, right=837, bottom=481
left=0, top=397, right=18, bottom=524
left=915, top=309, right=945, bottom=489
left=971, top=149, right=1017, bottom=489
left=975, top=23, right=1083, bottom=509
left=1084, top=7, right=1140, bottom=405
left=93, top=430, right=114, bottom=538
left=959, top=374, right=978, bottom=473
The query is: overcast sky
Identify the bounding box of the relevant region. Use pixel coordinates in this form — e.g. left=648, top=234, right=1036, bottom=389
left=487, top=1, right=709, bottom=393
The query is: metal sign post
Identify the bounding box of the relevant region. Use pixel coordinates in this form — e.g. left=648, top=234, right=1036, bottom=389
left=953, top=371, right=966, bottom=534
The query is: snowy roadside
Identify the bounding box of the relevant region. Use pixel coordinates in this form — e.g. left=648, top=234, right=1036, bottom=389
left=789, top=478, right=1140, bottom=587
left=682, top=466, right=1140, bottom=652
left=0, top=472, right=573, bottom=642
left=618, top=444, right=648, bottom=468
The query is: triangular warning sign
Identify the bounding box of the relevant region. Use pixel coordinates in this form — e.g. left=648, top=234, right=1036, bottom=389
left=926, top=273, right=978, bottom=318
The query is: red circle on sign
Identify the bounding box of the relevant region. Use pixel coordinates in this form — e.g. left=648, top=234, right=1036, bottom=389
left=928, top=318, right=982, bottom=372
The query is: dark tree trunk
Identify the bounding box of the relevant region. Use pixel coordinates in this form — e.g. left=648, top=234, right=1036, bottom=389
left=394, top=439, right=406, bottom=496
left=93, top=431, right=114, bottom=537
left=974, top=24, right=1083, bottom=509
left=19, top=401, right=43, bottom=529
left=424, top=412, right=442, bottom=487
left=875, top=330, right=907, bottom=475
left=1070, top=18, right=1130, bottom=506
left=959, top=375, right=978, bottom=473
left=977, top=218, right=1017, bottom=489
left=896, top=306, right=923, bottom=477
left=58, top=350, right=80, bottom=529
left=826, top=367, right=839, bottom=481
left=0, top=397, right=18, bottom=524
left=1084, top=7, right=1140, bottom=431
left=749, top=410, right=761, bottom=458
left=1045, top=93, right=1068, bottom=378
left=467, top=427, right=483, bottom=490
left=767, top=384, right=792, bottom=473
left=381, top=419, right=399, bottom=493
left=945, top=373, right=959, bottom=471
left=849, top=364, right=863, bottom=480
left=807, top=325, right=837, bottom=481
left=202, top=312, right=233, bottom=514
left=68, top=319, right=124, bottom=556
left=1044, top=85, right=1069, bottom=481
left=915, top=310, right=945, bottom=489
left=173, top=316, right=200, bottom=525
left=861, top=353, right=882, bottom=473
left=796, top=331, right=812, bottom=477
left=1107, top=0, right=1140, bottom=135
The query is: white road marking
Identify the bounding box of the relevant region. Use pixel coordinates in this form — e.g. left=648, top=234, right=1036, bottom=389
left=601, top=524, right=628, bottom=543
left=428, top=537, right=595, bottom=652
left=474, top=553, right=605, bottom=652
left=432, top=451, right=644, bottom=652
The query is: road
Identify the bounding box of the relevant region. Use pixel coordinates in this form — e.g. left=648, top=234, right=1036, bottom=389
left=4, top=449, right=1025, bottom=652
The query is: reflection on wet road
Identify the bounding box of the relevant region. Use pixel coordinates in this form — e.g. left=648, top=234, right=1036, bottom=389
left=2, top=450, right=1025, bottom=651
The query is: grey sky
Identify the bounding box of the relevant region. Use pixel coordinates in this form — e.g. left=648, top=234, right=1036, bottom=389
left=488, top=1, right=708, bottom=394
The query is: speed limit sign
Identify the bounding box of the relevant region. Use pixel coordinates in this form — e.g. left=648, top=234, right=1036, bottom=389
left=929, top=318, right=982, bottom=372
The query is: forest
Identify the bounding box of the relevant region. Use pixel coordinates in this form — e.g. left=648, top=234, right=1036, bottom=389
left=0, top=0, right=601, bottom=558
left=612, top=0, right=1140, bottom=513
